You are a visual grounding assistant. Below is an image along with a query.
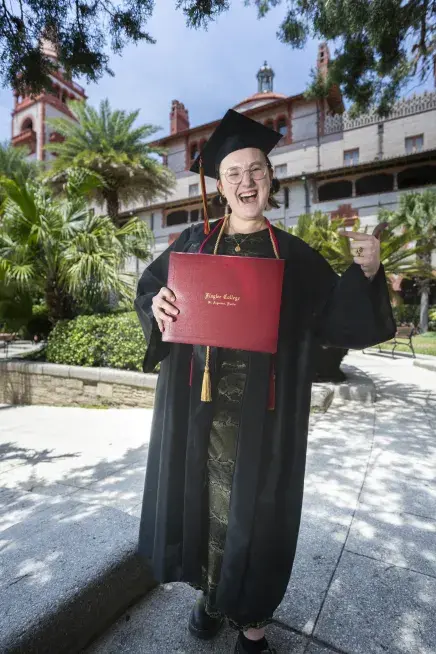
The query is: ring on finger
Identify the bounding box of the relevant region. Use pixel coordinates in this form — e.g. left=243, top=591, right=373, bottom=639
left=356, top=246, right=364, bottom=257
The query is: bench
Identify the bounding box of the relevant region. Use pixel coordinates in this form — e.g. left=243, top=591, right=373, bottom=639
left=379, top=324, right=416, bottom=358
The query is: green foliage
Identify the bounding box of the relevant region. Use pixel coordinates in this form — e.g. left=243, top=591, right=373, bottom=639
left=0, top=2, right=155, bottom=94
left=392, top=304, right=421, bottom=326
left=388, top=303, right=436, bottom=334
left=383, top=190, right=436, bottom=331
left=182, top=1, right=434, bottom=115
left=3, top=1, right=432, bottom=115
left=386, top=191, right=436, bottom=243
left=46, top=312, right=145, bottom=371
left=0, top=169, right=153, bottom=324
left=258, top=0, right=434, bottom=115
left=279, top=211, right=424, bottom=290
left=0, top=143, right=39, bottom=211
left=0, top=142, right=38, bottom=185
left=0, top=278, right=33, bottom=333
left=45, top=99, right=175, bottom=223
left=25, top=304, right=52, bottom=340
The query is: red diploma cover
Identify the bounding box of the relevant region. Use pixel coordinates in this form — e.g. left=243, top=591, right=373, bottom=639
left=162, top=252, right=285, bottom=353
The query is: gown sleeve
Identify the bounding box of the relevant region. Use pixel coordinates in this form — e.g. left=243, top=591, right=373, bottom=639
left=134, top=227, right=193, bottom=372
left=308, top=247, right=396, bottom=349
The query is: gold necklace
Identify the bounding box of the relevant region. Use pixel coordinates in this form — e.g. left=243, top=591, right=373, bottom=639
left=230, top=233, right=252, bottom=252
left=228, top=219, right=266, bottom=252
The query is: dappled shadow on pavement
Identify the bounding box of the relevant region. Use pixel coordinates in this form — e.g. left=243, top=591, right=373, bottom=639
left=1, top=367, right=435, bottom=654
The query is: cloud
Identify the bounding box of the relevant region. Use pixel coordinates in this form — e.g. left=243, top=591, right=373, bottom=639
left=0, top=1, right=319, bottom=142
left=0, top=0, right=433, bottom=144
left=83, top=1, right=320, bottom=137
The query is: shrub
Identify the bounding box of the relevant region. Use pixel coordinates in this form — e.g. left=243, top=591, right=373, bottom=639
left=429, top=307, right=436, bottom=332
left=392, top=304, right=420, bottom=326
left=46, top=312, right=145, bottom=371
left=25, top=304, right=52, bottom=340
left=392, top=304, right=436, bottom=331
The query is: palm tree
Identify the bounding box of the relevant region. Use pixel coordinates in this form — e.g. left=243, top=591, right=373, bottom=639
left=383, top=191, right=436, bottom=332
left=283, top=211, right=425, bottom=295
left=279, top=211, right=427, bottom=380
left=45, top=99, right=175, bottom=225
left=0, top=142, right=39, bottom=212
left=0, top=278, right=33, bottom=333
left=0, top=169, right=153, bottom=324
left=0, top=142, right=38, bottom=183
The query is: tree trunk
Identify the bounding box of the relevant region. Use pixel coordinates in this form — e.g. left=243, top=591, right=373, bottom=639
left=419, top=279, right=430, bottom=333
left=45, top=278, right=76, bottom=324
left=418, top=248, right=432, bottom=333
left=103, top=188, right=120, bottom=225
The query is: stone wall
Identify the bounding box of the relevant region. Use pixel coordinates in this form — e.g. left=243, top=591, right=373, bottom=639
left=0, top=361, right=157, bottom=408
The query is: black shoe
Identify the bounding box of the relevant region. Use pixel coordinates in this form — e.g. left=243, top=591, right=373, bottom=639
left=188, top=594, right=224, bottom=640
left=234, top=635, right=277, bottom=654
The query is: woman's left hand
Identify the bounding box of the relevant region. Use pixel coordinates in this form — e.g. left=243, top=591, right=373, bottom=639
left=338, top=230, right=381, bottom=278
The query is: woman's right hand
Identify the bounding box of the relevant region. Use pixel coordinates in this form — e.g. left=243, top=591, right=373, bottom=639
left=152, top=287, right=179, bottom=333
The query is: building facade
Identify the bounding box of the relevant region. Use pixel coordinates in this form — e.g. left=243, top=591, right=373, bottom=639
left=11, top=39, right=86, bottom=162
left=119, top=44, right=436, bottom=276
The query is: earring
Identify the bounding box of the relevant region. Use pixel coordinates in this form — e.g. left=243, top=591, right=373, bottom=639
left=219, top=193, right=227, bottom=206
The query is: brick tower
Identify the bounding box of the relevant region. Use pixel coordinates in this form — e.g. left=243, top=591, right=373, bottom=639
left=11, top=38, right=87, bottom=162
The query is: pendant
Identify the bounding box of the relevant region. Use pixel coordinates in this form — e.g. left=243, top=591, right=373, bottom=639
left=235, top=244, right=241, bottom=252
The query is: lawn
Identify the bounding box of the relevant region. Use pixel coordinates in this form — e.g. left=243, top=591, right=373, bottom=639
left=378, top=331, right=436, bottom=357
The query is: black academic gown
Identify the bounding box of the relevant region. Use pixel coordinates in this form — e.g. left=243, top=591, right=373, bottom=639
left=134, top=221, right=396, bottom=627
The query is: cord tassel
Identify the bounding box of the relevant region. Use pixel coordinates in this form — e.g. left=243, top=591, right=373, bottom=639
left=199, top=157, right=210, bottom=235
left=268, top=358, right=276, bottom=411
left=201, top=346, right=212, bottom=402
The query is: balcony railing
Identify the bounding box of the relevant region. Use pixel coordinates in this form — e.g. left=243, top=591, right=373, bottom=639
left=12, top=128, right=37, bottom=153
left=325, top=90, right=436, bottom=135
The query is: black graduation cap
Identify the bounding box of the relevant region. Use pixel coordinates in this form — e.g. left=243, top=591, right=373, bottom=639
left=190, top=109, right=282, bottom=233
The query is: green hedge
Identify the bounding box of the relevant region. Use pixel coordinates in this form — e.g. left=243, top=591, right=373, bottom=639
left=46, top=312, right=145, bottom=371
left=392, top=304, right=436, bottom=330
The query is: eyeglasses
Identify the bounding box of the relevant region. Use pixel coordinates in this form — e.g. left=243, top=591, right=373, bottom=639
left=221, top=163, right=268, bottom=185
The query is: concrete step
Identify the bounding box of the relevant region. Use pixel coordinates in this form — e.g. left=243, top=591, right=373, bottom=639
left=414, top=357, right=436, bottom=373
left=0, top=488, right=154, bottom=654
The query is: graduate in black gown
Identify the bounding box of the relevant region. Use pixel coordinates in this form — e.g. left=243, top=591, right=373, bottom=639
left=135, top=109, right=396, bottom=654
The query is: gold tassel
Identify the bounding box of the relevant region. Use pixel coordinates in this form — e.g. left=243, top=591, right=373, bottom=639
left=201, top=346, right=212, bottom=402
left=201, top=368, right=212, bottom=402
left=199, top=156, right=210, bottom=234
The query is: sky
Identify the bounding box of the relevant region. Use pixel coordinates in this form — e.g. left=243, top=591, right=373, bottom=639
left=0, top=0, right=434, bottom=144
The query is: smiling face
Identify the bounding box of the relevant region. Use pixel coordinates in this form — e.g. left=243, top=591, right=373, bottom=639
left=217, top=147, right=272, bottom=222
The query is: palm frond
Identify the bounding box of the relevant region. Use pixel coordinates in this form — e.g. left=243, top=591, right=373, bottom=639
left=44, top=99, right=175, bottom=218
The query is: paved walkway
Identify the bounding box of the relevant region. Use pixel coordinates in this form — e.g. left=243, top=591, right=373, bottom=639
left=0, top=340, right=38, bottom=360
left=1, top=352, right=435, bottom=653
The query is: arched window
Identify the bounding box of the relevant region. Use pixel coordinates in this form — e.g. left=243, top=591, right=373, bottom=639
left=318, top=180, right=353, bottom=202
left=167, top=209, right=189, bottom=227
left=355, top=173, right=394, bottom=196
left=398, top=165, right=436, bottom=190
left=22, top=118, right=33, bottom=131
left=277, top=116, right=287, bottom=139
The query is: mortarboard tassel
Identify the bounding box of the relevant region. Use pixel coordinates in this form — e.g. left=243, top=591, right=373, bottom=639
left=199, top=156, right=210, bottom=235
left=201, top=346, right=212, bottom=402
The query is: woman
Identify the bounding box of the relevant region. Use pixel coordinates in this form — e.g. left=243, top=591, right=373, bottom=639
left=135, top=109, right=395, bottom=654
